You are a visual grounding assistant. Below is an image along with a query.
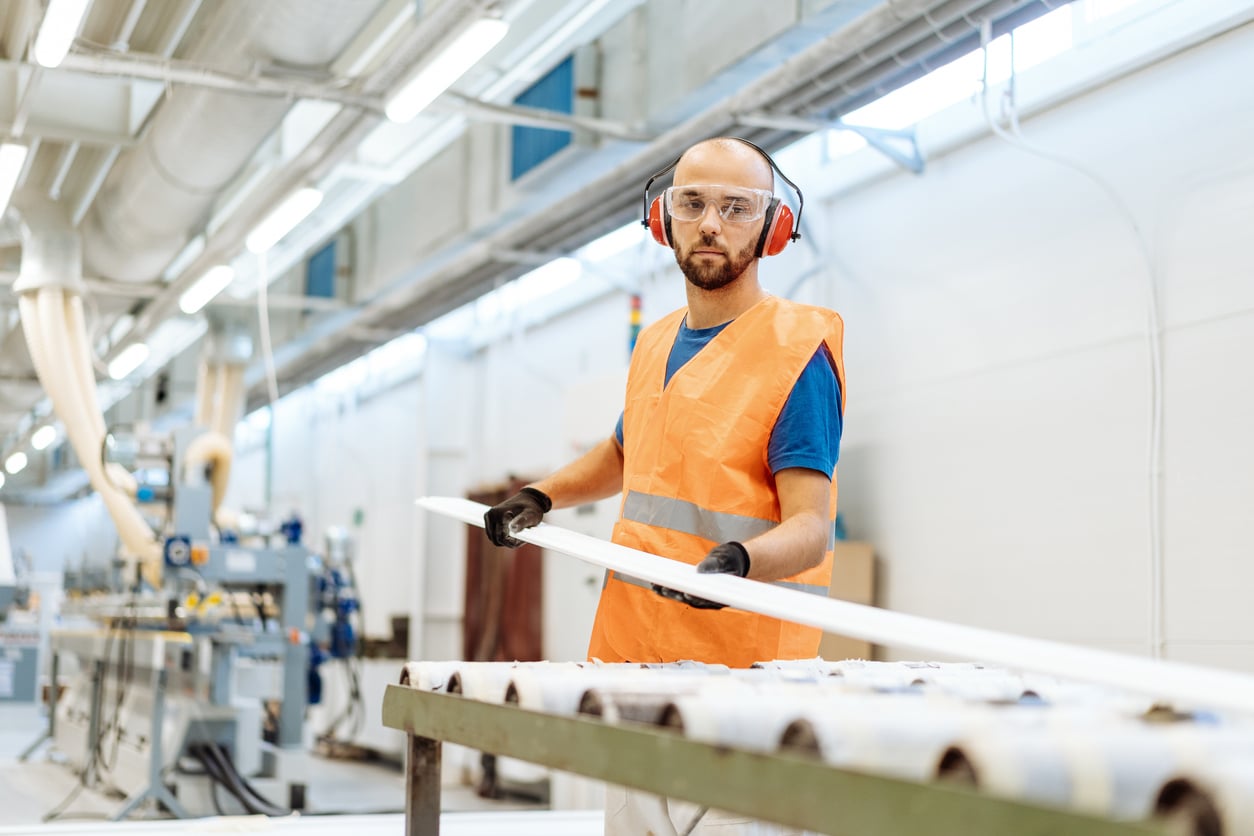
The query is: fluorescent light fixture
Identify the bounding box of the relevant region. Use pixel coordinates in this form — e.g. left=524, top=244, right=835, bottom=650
left=0, top=144, right=30, bottom=216
left=5, top=451, right=27, bottom=475
left=161, top=234, right=206, bottom=281
left=108, top=342, right=149, bottom=380
left=107, top=312, right=135, bottom=347
left=33, top=0, right=91, bottom=68
left=31, top=425, right=57, bottom=451
left=179, top=265, right=235, bottom=314
left=385, top=17, right=509, bottom=123
left=0, top=472, right=6, bottom=489
left=246, top=187, right=323, bottom=253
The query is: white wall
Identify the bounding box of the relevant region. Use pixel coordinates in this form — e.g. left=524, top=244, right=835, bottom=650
left=821, top=18, right=1254, bottom=669
left=5, top=497, right=119, bottom=576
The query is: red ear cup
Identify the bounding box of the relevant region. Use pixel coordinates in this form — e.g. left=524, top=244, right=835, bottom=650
left=759, top=201, right=794, bottom=257
left=648, top=196, right=672, bottom=247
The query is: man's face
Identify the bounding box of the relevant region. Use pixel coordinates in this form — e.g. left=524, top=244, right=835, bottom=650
left=670, top=145, right=773, bottom=291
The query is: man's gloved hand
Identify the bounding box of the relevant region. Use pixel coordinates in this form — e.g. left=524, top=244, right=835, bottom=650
left=483, top=487, right=552, bottom=547
left=652, top=542, right=751, bottom=610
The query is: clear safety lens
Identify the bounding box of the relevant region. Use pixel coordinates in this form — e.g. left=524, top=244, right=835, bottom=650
left=664, top=184, right=773, bottom=223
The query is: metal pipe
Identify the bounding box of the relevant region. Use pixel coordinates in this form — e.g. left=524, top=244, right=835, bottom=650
left=60, top=50, right=384, bottom=113
left=439, top=91, right=653, bottom=141
left=155, top=0, right=205, bottom=57
left=48, top=141, right=80, bottom=200
left=113, top=0, right=149, bottom=50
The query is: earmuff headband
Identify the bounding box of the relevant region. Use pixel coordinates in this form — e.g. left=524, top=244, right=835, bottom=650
left=639, top=138, right=804, bottom=243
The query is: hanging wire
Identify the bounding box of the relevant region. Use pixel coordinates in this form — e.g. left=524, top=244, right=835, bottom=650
left=977, top=18, right=1166, bottom=658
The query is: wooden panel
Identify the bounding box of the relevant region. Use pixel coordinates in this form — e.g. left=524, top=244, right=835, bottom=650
left=464, top=482, right=543, bottom=663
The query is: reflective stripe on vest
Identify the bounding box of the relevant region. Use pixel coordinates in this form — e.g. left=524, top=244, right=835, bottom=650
left=622, top=490, right=837, bottom=551
left=603, top=568, right=829, bottom=597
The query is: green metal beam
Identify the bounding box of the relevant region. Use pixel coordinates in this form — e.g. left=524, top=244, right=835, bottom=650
left=383, top=685, right=1167, bottom=836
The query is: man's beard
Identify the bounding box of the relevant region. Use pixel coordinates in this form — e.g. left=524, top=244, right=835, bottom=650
left=677, top=235, right=757, bottom=291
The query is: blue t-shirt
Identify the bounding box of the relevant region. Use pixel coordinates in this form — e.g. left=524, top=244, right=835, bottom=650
left=615, top=318, right=842, bottom=477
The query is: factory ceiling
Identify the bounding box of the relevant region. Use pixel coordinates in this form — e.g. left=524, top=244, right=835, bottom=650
left=0, top=0, right=1065, bottom=498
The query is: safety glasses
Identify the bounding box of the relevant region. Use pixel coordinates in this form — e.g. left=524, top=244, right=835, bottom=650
left=664, top=184, right=774, bottom=223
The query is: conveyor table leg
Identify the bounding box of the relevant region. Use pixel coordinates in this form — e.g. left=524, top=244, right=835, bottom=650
left=406, top=734, right=442, bottom=836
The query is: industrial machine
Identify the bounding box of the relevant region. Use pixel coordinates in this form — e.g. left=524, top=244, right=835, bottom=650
left=37, top=323, right=361, bottom=819
left=0, top=505, right=38, bottom=704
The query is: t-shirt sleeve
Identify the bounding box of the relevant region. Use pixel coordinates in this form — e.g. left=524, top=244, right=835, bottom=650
left=615, top=411, right=625, bottom=447
left=767, top=344, right=843, bottom=477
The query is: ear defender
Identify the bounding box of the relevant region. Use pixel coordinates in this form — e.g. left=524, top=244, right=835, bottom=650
left=648, top=194, right=673, bottom=248
left=754, top=199, right=795, bottom=258
left=640, top=137, right=804, bottom=256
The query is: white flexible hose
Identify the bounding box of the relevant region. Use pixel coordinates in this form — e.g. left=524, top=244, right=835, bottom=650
left=21, top=289, right=160, bottom=580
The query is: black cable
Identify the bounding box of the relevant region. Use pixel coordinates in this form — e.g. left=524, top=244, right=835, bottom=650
left=205, top=742, right=289, bottom=817
left=253, top=588, right=269, bottom=631
left=48, top=589, right=141, bottom=821
left=215, top=743, right=290, bottom=816
left=44, top=640, right=117, bottom=822
left=347, top=657, right=364, bottom=737
left=209, top=775, right=228, bottom=817
left=192, top=745, right=259, bottom=816
left=195, top=744, right=262, bottom=816
left=100, top=617, right=129, bottom=771
left=100, top=597, right=138, bottom=773
left=320, top=656, right=364, bottom=742
left=42, top=781, right=89, bottom=822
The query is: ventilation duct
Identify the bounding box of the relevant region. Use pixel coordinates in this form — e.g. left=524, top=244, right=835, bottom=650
left=80, top=0, right=384, bottom=283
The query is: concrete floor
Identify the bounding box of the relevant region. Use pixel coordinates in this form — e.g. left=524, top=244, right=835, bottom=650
left=0, top=703, right=602, bottom=834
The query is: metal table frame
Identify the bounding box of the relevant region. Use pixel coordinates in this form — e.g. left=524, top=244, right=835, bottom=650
left=382, top=684, right=1167, bottom=836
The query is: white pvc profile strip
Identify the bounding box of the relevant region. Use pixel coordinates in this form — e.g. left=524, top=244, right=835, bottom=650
left=418, top=496, right=1254, bottom=716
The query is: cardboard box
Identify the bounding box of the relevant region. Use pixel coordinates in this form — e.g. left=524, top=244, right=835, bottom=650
left=818, top=541, right=877, bottom=661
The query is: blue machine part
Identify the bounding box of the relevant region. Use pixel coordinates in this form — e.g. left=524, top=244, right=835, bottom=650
left=313, top=566, right=363, bottom=656
left=330, top=620, right=356, bottom=660
left=279, top=515, right=303, bottom=545
left=316, top=566, right=359, bottom=659
left=164, top=535, right=192, bottom=567
left=308, top=644, right=327, bottom=705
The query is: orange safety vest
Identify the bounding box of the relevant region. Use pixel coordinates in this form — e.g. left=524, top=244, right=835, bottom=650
left=587, top=295, right=846, bottom=668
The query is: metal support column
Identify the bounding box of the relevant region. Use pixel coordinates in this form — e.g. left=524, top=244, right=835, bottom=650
left=278, top=546, right=309, bottom=747
left=18, top=649, right=58, bottom=761
left=405, top=734, right=442, bottom=836
left=111, top=668, right=190, bottom=820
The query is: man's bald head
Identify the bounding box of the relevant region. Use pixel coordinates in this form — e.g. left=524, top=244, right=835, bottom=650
left=674, top=137, right=774, bottom=192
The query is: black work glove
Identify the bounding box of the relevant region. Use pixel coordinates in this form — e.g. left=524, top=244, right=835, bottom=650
left=483, top=487, right=552, bottom=547
left=653, top=541, right=751, bottom=610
